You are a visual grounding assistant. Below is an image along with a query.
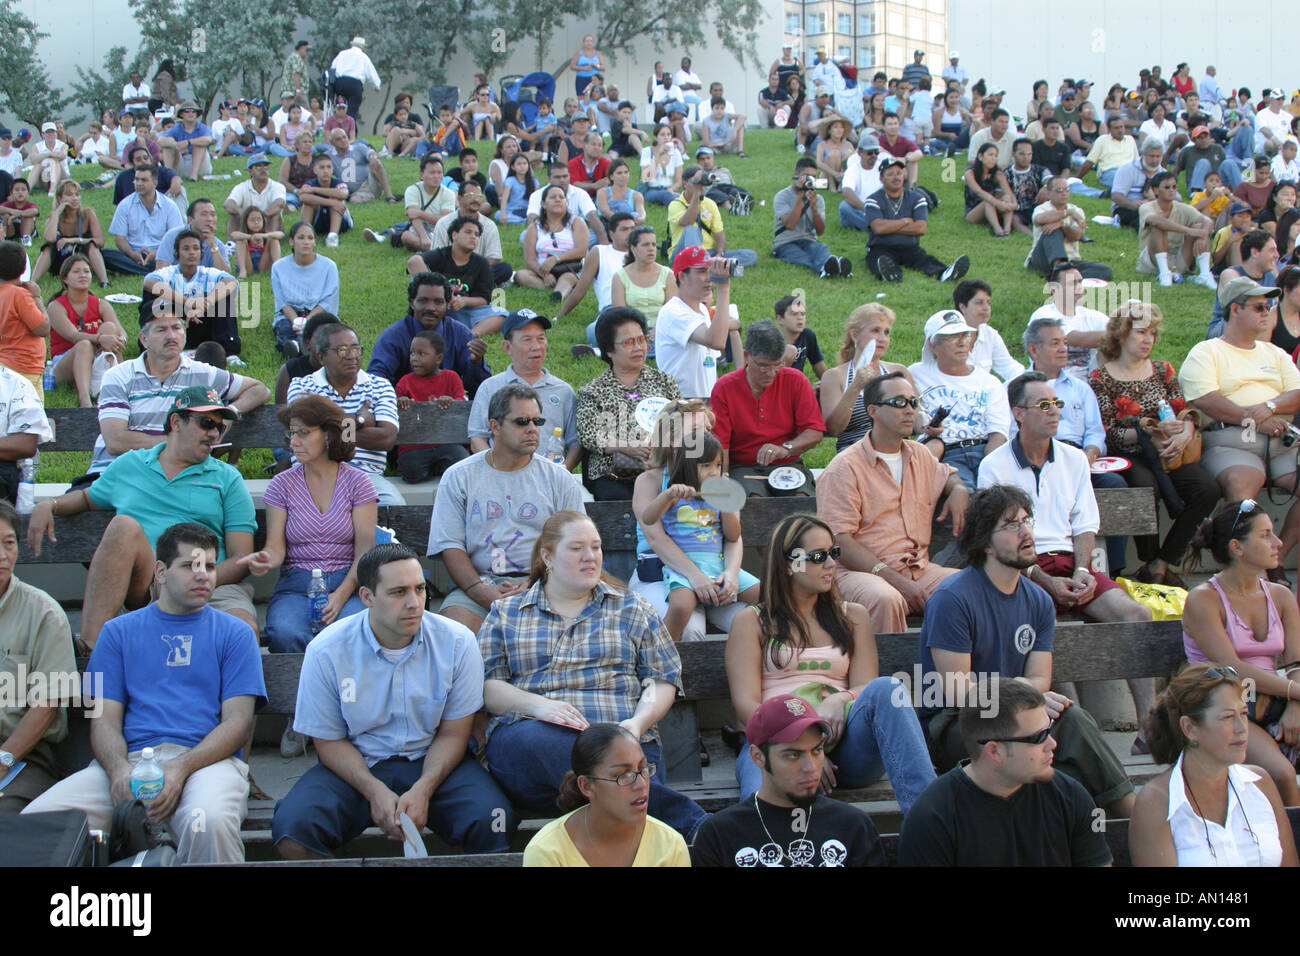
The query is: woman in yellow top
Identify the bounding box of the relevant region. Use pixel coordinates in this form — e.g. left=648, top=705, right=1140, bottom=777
left=522, top=724, right=690, bottom=867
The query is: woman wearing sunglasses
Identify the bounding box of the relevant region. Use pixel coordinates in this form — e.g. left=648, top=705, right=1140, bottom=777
left=523, top=723, right=689, bottom=866
left=725, top=514, right=936, bottom=810
left=1130, top=663, right=1297, bottom=866
left=1088, top=301, right=1220, bottom=587
left=1178, top=500, right=1300, bottom=805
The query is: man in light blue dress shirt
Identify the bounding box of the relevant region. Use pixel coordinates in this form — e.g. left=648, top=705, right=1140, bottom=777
left=272, top=544, right=518, bottom=858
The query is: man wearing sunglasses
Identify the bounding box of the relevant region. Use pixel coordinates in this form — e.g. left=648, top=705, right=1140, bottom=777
left=979, top=372, right=1155, bottom=732
left=900, top=679, right=1113, bottom=866
left=428, top=383, right=583, bottom=634
left=27, top=386, right=258, bottom=651
left=916, top=484, right=1136, bottom=818
left=838, top=135, right=883, bottom=232
left=818, top=371, right=968, bottom=632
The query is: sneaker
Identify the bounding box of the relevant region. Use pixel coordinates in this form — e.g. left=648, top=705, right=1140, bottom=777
left=1158, top=272, right=1173, bottom=287
left=20, top=235, right=30, bottom=247
left=1190, top=272, right=1218, bottom=290
left=279, top=339, right=301, bottom=358
left=837, top=256, right=853, bottom=278
left=378, top=146, right=391, bottom=158
left=280, top=725, right=308, bottom=758
left=796, top=144, right=806, bottom=154
left=819, top=256, right=840, bottom=279
left=225, top=240, right=237, bottom=262
left=325, top=232, right=339, bottom=248
left=876, top=253, right=903, bottom=282
left=940, top=254, right=970, bottom=282
left=226, top=355, right=247, bottom=368
left=363, top=227, right=383, bottom=243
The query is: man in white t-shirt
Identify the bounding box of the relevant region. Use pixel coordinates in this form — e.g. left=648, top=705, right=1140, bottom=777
left=221, top=154, right=287, bottom=238
left=1028, top=261, right=1109, bottom=382
left=122, top=71, right=150, bottom=111
left=908, top=310, right=1011, bottom=490
left=655, top=245, right=741, bottom=398
left=1255, top=88, right=1292, bottom=156
left=674, top=57, right=704, bottom=108
left=839, top=135, right=883, bottom=231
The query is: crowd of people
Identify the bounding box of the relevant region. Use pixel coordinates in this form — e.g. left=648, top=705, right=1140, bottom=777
left=5, top=45, right=1300, bottom=870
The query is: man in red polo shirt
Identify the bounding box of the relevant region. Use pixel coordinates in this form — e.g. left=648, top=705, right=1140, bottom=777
left=879, top=112, right=923, bottom=186
left=710, top=318, right=825, bottom=497
left=567, top=131, right=611, bottom=196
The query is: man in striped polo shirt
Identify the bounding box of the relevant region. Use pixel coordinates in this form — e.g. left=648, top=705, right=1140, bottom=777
left=84, top=303, right=269, bottom=484
left=286, top=322, right=404, bottom=504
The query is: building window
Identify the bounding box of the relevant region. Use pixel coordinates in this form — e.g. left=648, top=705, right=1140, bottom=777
left=837, top=12, right=853, bottom=33
left=859, top=47, right=875, bottom=68
left=838, top=45, right=852, bottom=61
left=859, top=12, right=875, bottom=34
left=785, top=13, right=799, bottom=33
left=807, top=12, right=827, bottom=35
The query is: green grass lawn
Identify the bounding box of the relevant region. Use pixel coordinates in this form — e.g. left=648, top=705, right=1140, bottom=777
left=35, top=130, right=1215, bottom=479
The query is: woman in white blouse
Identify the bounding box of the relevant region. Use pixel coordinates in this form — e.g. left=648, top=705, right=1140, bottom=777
left=1131, top=663, right=1297, bottom=867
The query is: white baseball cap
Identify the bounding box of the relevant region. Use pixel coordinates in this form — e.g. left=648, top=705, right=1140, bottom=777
left=921, top=309, right=978, bottom=363
left=949, top=51, right=960, bottom=59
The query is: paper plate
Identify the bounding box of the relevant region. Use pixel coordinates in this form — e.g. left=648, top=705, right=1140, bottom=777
left=701, top=475, right=747, bottom=511
left=768, top=466, right=807, bottom=490
left=1080, top=277, right=1109, bottom=289
left=633, top=395, right=671, bottom=432
left=104, top=293, right=143, bottom=304
left=774, top=106, right=791, bottom=127
left=1091, top=456, right=1131, bottom=473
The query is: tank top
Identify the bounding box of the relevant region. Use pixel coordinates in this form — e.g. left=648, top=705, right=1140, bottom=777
left=576, top=52, right=601, bottom=79
left=616, top=265, right=669, bottom=321
left=535, top=221, right=576, bottom=258
left=835, top=362, right=877, bottom=452
left=604, top=186, right=635, bottom=215
left=1271, top=305, right=1300, bottom=357
left=660, top=487, right=723, bottom=559
left=775, top=62, right=800, bottom=92
left=1184, top=576, right=1285, bottom=671
left=288, top=155, right=314, bottom=189
left=940, top=107, right=964, bottom=133
left=50, top=292, right=103, bottom=358
left=761, top=636, right=852, bottom=700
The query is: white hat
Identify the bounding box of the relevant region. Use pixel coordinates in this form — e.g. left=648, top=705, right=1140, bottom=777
left=921, top=309, right=978, bottom=363
left=40, top=122, right=56, bottom=133
left=351, top=36, right=366, bottom=48
left=949, top=50, right=959, bottom=59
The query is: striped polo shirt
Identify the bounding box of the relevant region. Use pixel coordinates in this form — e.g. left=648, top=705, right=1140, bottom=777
left=285, top=367, right=399, bottom=476
left=91, top=355, right=244, bottom=473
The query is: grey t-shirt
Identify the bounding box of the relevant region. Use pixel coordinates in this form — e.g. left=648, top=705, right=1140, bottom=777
left=334, top=142, right=373, bottom=193
left=772, top=184, right=826, bottom=250
left=426, top=450, right=584, bottom=574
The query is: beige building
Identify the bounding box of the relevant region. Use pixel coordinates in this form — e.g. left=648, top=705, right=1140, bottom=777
left=782, top=0, right=947, bottom=78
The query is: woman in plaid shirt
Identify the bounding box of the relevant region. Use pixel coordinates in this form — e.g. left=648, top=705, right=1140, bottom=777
left=478, top=510, right=708, bottom=839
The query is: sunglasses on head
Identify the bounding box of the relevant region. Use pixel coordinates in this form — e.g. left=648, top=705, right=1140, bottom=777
left=978, top=719, right=1054, bottom=746
left=1230, top=498, right=1260, bottom=538
left=1205, top=665, right=1240, bottom=681
left=785, top=545, right=841, bottom=565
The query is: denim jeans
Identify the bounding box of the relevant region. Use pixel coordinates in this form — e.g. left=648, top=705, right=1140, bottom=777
left=670, top=224, right=758, bottom=268
left=839, top=200, right=870, bottom=231
left=1068, top=181, right=1104, bottom=198
left=272, top=314, right=299, bottom=349
left=774, top=238, right=832, bottom=273
left=734, top=676, right=936, bottom=814
left=266, top=143, right=294, bottom=158
left=266, top=566, right=366, bottom=653
left=640, top=186, right=678, bottom=206
left=447, top=304, right=507, bottom=332
left=1189, top=157, right=1243, bottom=191
left=485, top=717, right=707, bottom=840
left=1228, top=121, right=1256, bottom=163
left=1097, top=167, right=1118, bottom=189
left=941, top=442, right=987, bottom=490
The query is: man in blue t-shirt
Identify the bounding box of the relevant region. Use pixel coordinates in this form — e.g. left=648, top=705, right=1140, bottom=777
left=916, top=484, right=1135, bottom=817
left=157, top=100, right=215, bottom=182
left=23, top=522, right=266, bottom=863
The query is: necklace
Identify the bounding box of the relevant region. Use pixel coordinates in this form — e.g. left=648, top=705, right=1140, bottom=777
left=884, top=190, right=906, bottom=216
left=1181, top=760, right=1260, bottom=864
left=753, top=794, right=815, bottom=866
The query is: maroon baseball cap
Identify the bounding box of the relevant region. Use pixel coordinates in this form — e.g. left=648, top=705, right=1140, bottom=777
left=745, top=694, right=829, bottom=748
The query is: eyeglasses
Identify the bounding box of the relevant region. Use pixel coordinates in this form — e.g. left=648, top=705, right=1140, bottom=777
left=785, top=546, right=841, bottom=565
left=325, top=345, right=363, bottom=357
left=182, top=413, right=227, bottom=432
left=875, top=395, right=920, bottom=409
left=1244, top=302, right=1273, bottom=314
left=750, top=361, right=782, bottom=375
left=1205, top=665, right=1241, bottom=681
left=615, top=335, right=648, bottom=350
left=586, top=764, right=657, bottom=787
left=978, top=720, right=1054, bottom=746
left=996, top=517, right=1035, bottom=533
left=503, top=416, right=546, bottom=427
left=1231, top=498, right=1259, bottom=538
left=284, top=427, right=318, bottom=441
left=1018, top=398, right=1066, bottom=412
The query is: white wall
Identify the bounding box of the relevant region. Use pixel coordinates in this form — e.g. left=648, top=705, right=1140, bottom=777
left=949, top=0, right=1277, bottom=114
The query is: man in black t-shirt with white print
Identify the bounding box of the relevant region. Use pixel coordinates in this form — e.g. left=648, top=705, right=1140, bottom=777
left=690, top=695, right=885, bottom=867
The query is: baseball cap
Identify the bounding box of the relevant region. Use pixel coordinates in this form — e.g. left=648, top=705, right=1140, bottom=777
left=878, top=155, right=906, bottom=171
left=571, top=112, right=590, bottom=122
left=813, top=84, right=830, bottom=98
left=1271, top=87, right=1285, bottom=99
left=40, top=122, right=56, bottom=133
left=280, top=90, right=294, bottom=99
left=857, top=134, right=881, bottom=151
left=744, top=695, right=829, bottom=749
left=694, top=145, right=714, bottom=156
left=251, top=98, right=267, bottom=110
left=246, top=154, right=270, bottom=168
left=0, top=129, right=11, bottom=139
left=219, top=100, right=235, bottom=111
left=1076, top=78, right=1090, bottom=86
left=1219, top=276, right=1280, bottom=310
left=171, top=385, right=239, bottom=421
left=501, top=308, right=552, bottom=337
left=914, top=49, right=924, bottom=56
left=949, top=50, right=959, bottom=59
left=1061, top=88, right=1076, bottom=98
left=334, top=96, right=348, bottom=108
left=782, top=40, right=793, bottom=49
left=1228, top=200, right=1252, bottom=216
left=924, top=309, right=978, bottom=344
left=672, top=244, right=715, bottom=276
left=119, top=108, right=131, bottom=117
left=1191, top=125, right=1210, bottom=138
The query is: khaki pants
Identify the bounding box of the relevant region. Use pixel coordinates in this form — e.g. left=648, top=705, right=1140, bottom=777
left=835, top=562, right=957, bottom=633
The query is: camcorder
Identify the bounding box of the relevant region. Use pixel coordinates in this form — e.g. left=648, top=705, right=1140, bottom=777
left=692, top=171, right=718, bottom=186
left=795, top=174, right=829, bottom=191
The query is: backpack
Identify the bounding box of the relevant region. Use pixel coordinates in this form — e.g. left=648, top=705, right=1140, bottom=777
left=706, top=183, right=754, bottom=215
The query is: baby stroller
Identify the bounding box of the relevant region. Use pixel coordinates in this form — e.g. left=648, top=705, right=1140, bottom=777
left=503, top=71, right=556, bottom=129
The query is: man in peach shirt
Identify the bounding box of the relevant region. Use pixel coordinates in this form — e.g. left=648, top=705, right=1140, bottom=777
left=817, top=371, right=969, bottom=632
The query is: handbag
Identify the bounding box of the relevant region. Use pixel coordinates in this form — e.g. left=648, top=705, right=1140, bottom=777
left=1137, top=407, right=1202, bottom=471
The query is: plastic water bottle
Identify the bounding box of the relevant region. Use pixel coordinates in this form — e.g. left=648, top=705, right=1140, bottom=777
left=308, top=569, right=328, bottom=635
left=42, top=359, right=54, bottom=393
left=15, top=459, right=33, bottom=515
left=130, top=747, right=164, bottom=803
left=1157, top=400, right=1175, bottom=422
left=545, top=427, right=565, bottom=465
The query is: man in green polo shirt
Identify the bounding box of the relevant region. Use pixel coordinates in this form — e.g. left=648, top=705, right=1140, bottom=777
left=27, top=386, right=257, bottom=650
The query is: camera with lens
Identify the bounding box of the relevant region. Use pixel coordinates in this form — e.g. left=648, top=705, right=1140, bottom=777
left=708, top=257, right=744, bottom=279
left=692, top=170, right=718, bottom=186
left=1280, top=421, right=1300, bottom=448
left=794, top=174, right=829, bottom=191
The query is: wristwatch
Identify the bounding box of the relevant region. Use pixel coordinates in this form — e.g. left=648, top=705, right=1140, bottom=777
left=1266, top=400, right=1277, bottom=414
left=781, top=441, right=793, bottom=453
left=355, top=410, right=368, bottom=427
left=870, top=562, right=889, bottom=575
left=0, top=750, right=14, bottom=770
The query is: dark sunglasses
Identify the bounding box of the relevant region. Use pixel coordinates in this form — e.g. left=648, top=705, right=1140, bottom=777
left=503, top=416, right=546, bottom=427
left=978, top=719, right=1054, bottom=746
left=785, top=545, right=841, bottom=565
left=182, top=413, right=227, bottom=432
left=875, top=395, right=920, bottom=409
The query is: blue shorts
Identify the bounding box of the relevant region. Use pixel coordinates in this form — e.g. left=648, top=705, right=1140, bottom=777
left=664, top=552, right=759, bottom=594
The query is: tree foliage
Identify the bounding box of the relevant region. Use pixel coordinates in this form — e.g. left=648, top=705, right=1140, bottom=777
left=586, top=0, right=766, bottom=73
left=0, top=0, right=78, bottom=127
left=71, top=46, right=152, bottom=122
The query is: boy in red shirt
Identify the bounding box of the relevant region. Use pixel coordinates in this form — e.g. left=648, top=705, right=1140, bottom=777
left=0, top=179, right=39, bottom=245
left=394, top=329, right=469, bottom=481
left=0, top=241, right=50, bottom=397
